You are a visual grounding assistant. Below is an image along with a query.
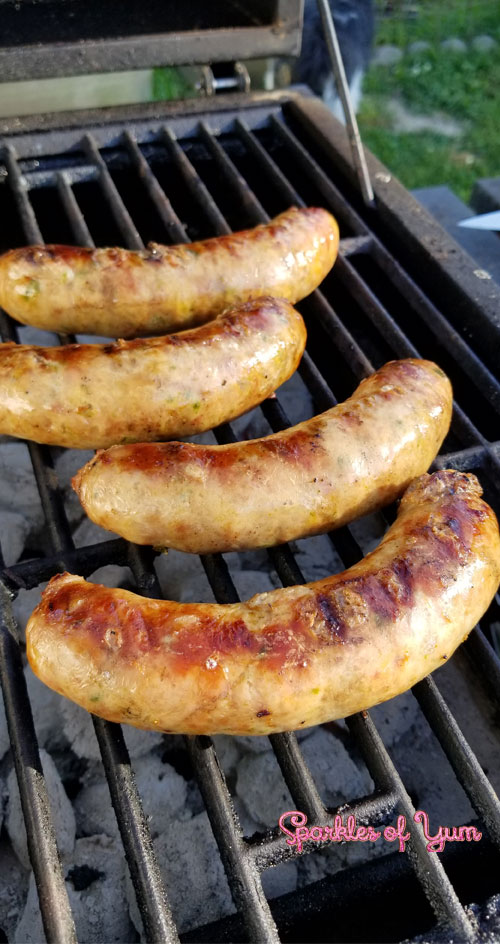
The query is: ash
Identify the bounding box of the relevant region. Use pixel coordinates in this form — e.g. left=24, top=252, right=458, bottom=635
left=0, top=392, right=499, bottom=940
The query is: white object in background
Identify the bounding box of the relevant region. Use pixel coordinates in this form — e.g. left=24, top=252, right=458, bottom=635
left=458, top=210, right=500, bottom=231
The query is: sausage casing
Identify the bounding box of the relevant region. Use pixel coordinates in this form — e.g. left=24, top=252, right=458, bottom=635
left=0, top=297, right=306, bottom=450
left=73, top=359, right=452, bottom=551
left=0, top=207, right=338, bottom=337
left=27, top=471, right=500, bottom=735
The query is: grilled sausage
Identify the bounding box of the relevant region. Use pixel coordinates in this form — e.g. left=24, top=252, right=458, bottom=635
left=0, top=297, right=306, bottom=450
left=73, top=359, right=453, bottom=552
left=0, top=207, right=338, bottom=338
left=27, top=471, right=500, bottom=735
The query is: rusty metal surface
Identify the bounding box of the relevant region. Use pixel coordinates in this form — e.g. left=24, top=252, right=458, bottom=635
left=0, top=0, right=303, bottom=82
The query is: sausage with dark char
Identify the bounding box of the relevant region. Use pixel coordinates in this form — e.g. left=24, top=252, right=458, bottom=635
left=73, top=359, right=453, bottom=551
left=0, top=207, right=338, bottom=337
left=26, top=471, right=500, bottom=735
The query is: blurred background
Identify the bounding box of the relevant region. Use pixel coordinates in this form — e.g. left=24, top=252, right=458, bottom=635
left=0, top=0, right=498, bottom=206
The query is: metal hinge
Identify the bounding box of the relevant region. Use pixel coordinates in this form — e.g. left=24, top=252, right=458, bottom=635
left=198, top=62, right=251, bottom=96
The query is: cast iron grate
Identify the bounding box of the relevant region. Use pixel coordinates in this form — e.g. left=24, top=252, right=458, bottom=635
left=0, top=94, right=499, bottom=943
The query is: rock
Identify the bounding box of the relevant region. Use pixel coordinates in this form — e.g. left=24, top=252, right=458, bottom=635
left=440, top=37, right=467, bottom=54
left=0, top=836, right=30, bottom=942
left=54, top=449, right=94, bottom=527
left=75, top=755, right=187, bottom=840
left=17, top=326, right=59, bottom=346
left=348, top=511, right=386, bottom=555
left=0, top=692, right=10, bottom=762
left=230, top=569, right=280, bottom=601
left=212, top=735, right=242, bottom=777
left=233, top=734, right=272, bottom=755
left=15, top=835, right=135, bottom=944
left=0, top=444, right=43, bottom=536
left=233, top=795, right=264, bottom=838
left=72, top=515, right=116, bottom=547
left=373, top=44, right=403, bottom=66
left=471, top=34, right=497, bottom=53
left=299, top=728, right=373, bottom=808
left=6, top=748, right=76, bottom=869
left=292, top=532, right=343, bottom=581
left=61, top=699, right=163, bottom=761
left=127, top=812, right=234, bottom=935
left=407, top=40, right=431, bottom=55
left=369, top=690, right=420, bottom=747
left=24, top=666, right=68, bottom=751
left=155, top=548, right=216, bottom=602
left=88, top=564, right=132, bottom=589
left=236, top=751, right=294, bottom=828
left=11, top=584, right=45, bottom=639
left=261, top=860, right=297, bottom=900
left=176, top=573, right=219, bottom=604
left=172, top=566, right=277, bottom=604
left=0, top=511, right=30, bottom=565
left=230, top=371, right=314, bottom=443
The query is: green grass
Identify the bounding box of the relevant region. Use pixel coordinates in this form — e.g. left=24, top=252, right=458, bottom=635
left=152, top=67, right=195, bottom=102
left=375, top=0, right=500, bottom=46
left=359, top=37, right=500, bottom=202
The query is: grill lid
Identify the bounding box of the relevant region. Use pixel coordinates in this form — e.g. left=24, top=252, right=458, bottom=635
left=0, top=0, right=303, bottom=82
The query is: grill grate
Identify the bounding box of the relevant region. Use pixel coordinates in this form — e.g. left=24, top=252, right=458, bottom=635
left=0, top=93, right=500, bottom=943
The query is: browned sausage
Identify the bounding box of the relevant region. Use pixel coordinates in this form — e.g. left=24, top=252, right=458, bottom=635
left=73, top=359, right=452, bottom=552
left=0, top=207, right=339, bottom=337
left=0, top=297, right=306, bottom=450
left=26, top=471, right=500, bottom=735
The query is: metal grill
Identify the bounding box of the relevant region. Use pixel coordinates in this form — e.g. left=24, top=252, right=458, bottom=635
left=1, top=89, right=500, bottom=944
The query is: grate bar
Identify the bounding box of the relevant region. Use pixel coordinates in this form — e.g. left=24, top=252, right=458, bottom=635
left=122, top=130, right=187, bottom=243
left=413, top=675, right=500, bottom=851
left=82, top=128, right=284, bottom=942
left=2, top=144, right=182, bottom=942
left=250, top=789, right=399, bottom=871
left=200, top=119, right=372, bottom=380
left=161, top=126, right=231, bottom=236
left=270, top=113, right=370, bottom=236
left=336, top=253, right=500, bottom=481
left=4, top=143, right=43, bottom=243
left=267, top=114, right=500, bottom=482
left=0, top=581, right=77, bottom=944
left=269, top=731, right=328, bottom=822
left=464, top=628, right=500, bottom=712
left=347, top=711, right=476, bottom=940
left=83, top=133, right=143, bottom=249
left=272, top=112, right=500, bottom=410
left=92, top=718, right=179, bottom=944
left=56, top=171, right=93, bottom=245
left=1, top=538, right=129, bottom=592
left=186, top=736, right=280, bottom=943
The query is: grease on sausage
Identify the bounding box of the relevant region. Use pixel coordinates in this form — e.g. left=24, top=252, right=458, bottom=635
left=0, top=297, right=306, bottom=449
left=0, top=207, right=339, bottom=337
left=73, top=359, right=453, bottom=551
left=26, top=471, right=500, bottom=735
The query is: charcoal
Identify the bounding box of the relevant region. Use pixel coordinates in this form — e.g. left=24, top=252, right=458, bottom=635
left=6, top=749, right=76, bottom=869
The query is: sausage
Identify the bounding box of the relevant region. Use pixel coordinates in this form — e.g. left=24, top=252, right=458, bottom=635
left=26, top=471, right=500, bottom=735
left=0, top=207, right=338, bottom=338
left=0, top=297, right=306, bottom=450
left=73, top=359, right=453, bottom=552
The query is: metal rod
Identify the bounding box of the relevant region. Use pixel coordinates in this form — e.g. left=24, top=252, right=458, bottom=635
left=348, top=711, right=475, bottom=940
left=316, top=0, right=375, bottom=205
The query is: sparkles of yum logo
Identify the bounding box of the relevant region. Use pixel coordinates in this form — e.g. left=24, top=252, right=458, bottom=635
left=278, top=810, right=482, bottom=854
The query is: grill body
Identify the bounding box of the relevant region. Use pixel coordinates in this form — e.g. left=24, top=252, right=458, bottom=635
left=0, top=88, right=500, bottom=944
